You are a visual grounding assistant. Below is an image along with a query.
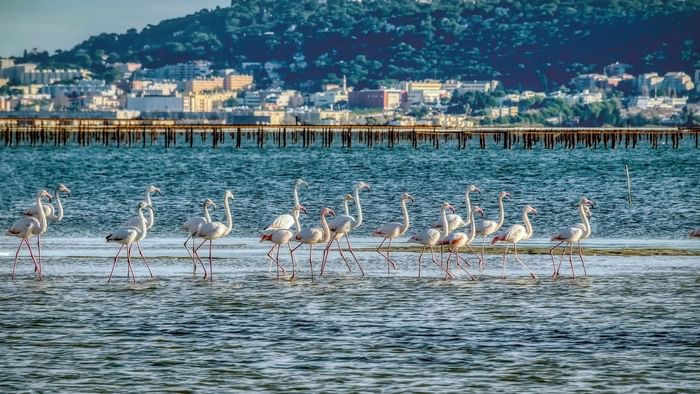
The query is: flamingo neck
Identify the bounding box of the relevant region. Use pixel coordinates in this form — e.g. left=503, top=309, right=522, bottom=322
left=440, top=207, right=450, bottom=238
left=293, top=184, right=301, bottom=206
left=223, top=195, right=234, bottom=236
left=579, top=203, right=591, bottom=238
left=203, top=203, right=212, bottom=223
left=35, top=194, right=48, bottom=233
left=467, top=208, right=477, bottom=243
left=464, top=191, right=473, bottom=225
left=522, top=210, right=533, bottom=239
left=137, top=207, right=149, bottom=238
left=343, top=199, right=350, bottom=216
left=399, top=199, right=410, bottom=235
left=293, top=209, right=302, bottom=233
left=321, top=212, right=331, bottom=243
left=351, top=188, right=363, bottom=228
left=496, top=195, right=506, bottom=231
left=54, top=186, right=64, bottom=221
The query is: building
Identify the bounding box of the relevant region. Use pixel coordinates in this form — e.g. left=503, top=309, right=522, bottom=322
left=149, top=60, right=211, bottom=80
left=184, top=78, right=224, bottom=94
left=603, top=62, right=633, bottom=77
left=131, top=80, right=178, bottom=96
left=0, top=96, right=14, bottom=111
left=348, top=89, right=404, bottom=110
left=404, top=80, right=443, bottom=106
left=0, top=58, right=14, bottom=70
left=570, top=74, right=608, bottom=91
left=487, top=106, right=518, bottom=118
left=456, top=80, right=501, bottom=94
left=563, top=90, right=604, bottom=106
left=659, top=72, right=695, bottom=95
left=126, top=95, right=189, bottom=112
left=224, top=74, right=254, bottom=91
left=637, top=73, right=664, bottom=95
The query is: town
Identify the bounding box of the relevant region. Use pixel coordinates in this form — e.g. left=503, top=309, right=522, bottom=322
left=0, top=58, right=697, bottom=127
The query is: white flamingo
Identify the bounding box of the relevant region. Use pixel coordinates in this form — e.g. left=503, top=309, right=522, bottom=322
left=125, top=185, right=161, bottom=229
left=264, top=179, right=308, bottom=232
left=291, top=208, right=335, bottom=281
left=550, top=197, right=594, bottom=278
left=373, top=193, right=414, bottom=275
left=439, top=206, right=484, bottom=280
left=23, top=184, right=71, bottom=222
left=181, top=198, right=216, bottom=273
left=106, top=201, right=151, bottom=283
left=193, top=190, right=235, bottom=281
left=474, top=191, right=511, bottom=270
left=491, top=205, right=538, bottom=279
left=432, top=185, right=480, bottom=231
left=408, top=202, right=455, bottom=278
left=321, top=182, right=371, bottom=276
left=6, top=190, right=52, bottom=280
left=261, top=205, right=305, bottom=280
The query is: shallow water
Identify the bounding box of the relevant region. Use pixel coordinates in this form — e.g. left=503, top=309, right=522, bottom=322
left=1, top=139, right=699, bottom=391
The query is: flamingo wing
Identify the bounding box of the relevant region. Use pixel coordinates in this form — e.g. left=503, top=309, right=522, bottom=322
left=6, top=217, right=40, bottom=237
left=551, top=226, right=583, bottom=242
left=265, top=214, right=295, bottom=231
left=106, top=226, right=139, bottom=243
left=373, top=222, right=401, bottom=237
left=475, top=219, right=497, bottom=236
left=182, top=216, right=207, bottom=233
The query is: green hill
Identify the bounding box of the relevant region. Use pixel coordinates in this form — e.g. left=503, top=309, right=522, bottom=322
left=20, top=0, right=700, bottom=91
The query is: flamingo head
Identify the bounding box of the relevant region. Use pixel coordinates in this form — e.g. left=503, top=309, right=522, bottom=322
left=294, top=205, right=307, bottom=215
left=37, top=190, right=52, bottom=202
left=401, top=193, right=415, bottom=203
left=343, top=193, right=354, bottom=202
left=322, top=208, right=336, bottom=218
left=468, top=184, right=480, bottom=194
left=260, top=233, right=272, bottom=242
left=148, top=185, right=161, bottom=195
left=580, top=197, right=594, bottom=207
left=524, top=205, right=537, bottom=216
left=224, top=190, right=235, bottom=200
left=356, top=181, right=371, bottom=192
left=57, top=184, right=72, bottom=196
left=204, top=198, right=217, bottom=209
left=441, top=202, right=456, bottom=214
left=583, top=205, right=592, bottom=219
left=295, top=179, right=309, bottom=189
left=473, top=206, right=485, bottom=217
left=499, top=191, right=512, bottom=200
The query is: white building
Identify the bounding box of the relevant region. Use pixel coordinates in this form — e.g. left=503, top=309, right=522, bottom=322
left=126, top=95, right=189, bottom=112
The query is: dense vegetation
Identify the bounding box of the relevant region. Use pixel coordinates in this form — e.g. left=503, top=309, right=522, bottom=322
left=17, top=0, right=700, bottom=91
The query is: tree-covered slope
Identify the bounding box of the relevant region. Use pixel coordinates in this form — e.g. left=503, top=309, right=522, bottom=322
left=27, top=0, right=700, bottom=90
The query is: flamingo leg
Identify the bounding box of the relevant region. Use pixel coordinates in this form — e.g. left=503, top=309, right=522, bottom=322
left=345, top=236, right=364, bottom=276
left=387, top=238, right=397, bottom=270
left=183, top=234, right=193, bottom=260
left=429, top=246, right=452, bottom=278
left=208, top=240, right=213, bottom=282
left=549, top=241, right=564, bottom=277
left=335, top=239, right=352, bottom=273
left=417, top=246, right=425, bottom=278
left=25, top=239, right=41, bottom=281
left=267, top=244, right=279, bottom=278
left=501, top=244, right=510, bottom=279
left=577, top=241, right=588, bottom=276
left=377, top=238, right=397, bottom=275
left=568, top=243, right=576, bottom=279
left=275, top=245, right=282, bottom=279
left=454, top=251, right=475, bottom=280
left=36, top=236, right=43, bottom=279
left=480, top=237, right=487, bottom=272
left=136, top=242, right=154, bottom=278
left=12, top=239, right=27, bottom=280
left=556, top=247, right=567, bottom=276
left=513, top=243, right=537, bottom=279
left=444, top=252, right=452, bottom=280
left=288, top=243, right=297, bottom=281
left=309, top=244, right=314, bottom=282
left=127, top=245, right=136, bottom=283
left=193, top=239, right=208, bottom=279
left=319, top=239, right=332, bottom=276
left=107, top=244, right=125, bottom=283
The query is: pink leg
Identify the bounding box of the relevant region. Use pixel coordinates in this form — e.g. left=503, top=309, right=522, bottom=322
left=549, top=241, right=564, bottom=277
left=308, top=244, right=314, bottom=282
left=480, top=237, right=487, bottom=271
left=288, top=243, right=297, bottom=281
left=127, top=245, right=136, bottom=283
left=108, top=244, right=125, bottom=283
left=345, top=236, right=364, bottom=276
left=334, top=239, right=352, bottom=272
left=12, top=239, right=26, bottom=280
left=501, top=244, right=510, bottom=279
left=136, top=242, right=154, bottom=278
left=36, top=236, right=43, bottom=279
left=193, top=239, right=208, bottom=279
left=568, top=243, right=576, bottom=279
left=417, top=246, right=425, bottom=278
left=208, top=241, right=213, bottom=282
left=577, top=241, right=588, bottom=276
left=444, top=252, right=452, bottom=280
left=455, top=252, right=476, bottom=280
left=319, top=238, right=334, bottom=276
left=513, top=243, right=537, bottom=279
left=429, top=246, right=452, bottom=278
left=24, top=240, right=40, bottom=281
left=556, top=248, right=566, bottom=276
left=267, top=244, right=279, bottom=279
left=183, top=234, right=196, bottom=273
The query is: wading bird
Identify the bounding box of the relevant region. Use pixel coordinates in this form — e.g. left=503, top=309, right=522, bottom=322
left=473, top=191, right=511, bottom=270
left=6, top=190, right=52, bottom=280
left=106, top=201, right=151, bottom=283
left=292, top=208, right=335, bottom=281
left=373, top=193, right=414, bottom=275
left=550, top=197, right=594, bottom=278
left=192, top=190, right=235, bottom=281
left=261, top=205, right=305, bottom=279
left=408, top=202, right=455, bottom=279
left=440, top=206, right=484, bottom=280
left=182, top=198, right=216, bottom=273
left=264, top=179, right=308, bottom=233
left=491, top=205, right=538, bottom=279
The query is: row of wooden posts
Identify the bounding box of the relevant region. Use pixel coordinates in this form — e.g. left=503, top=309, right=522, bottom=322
left=1, top=123, right=698, bottom=150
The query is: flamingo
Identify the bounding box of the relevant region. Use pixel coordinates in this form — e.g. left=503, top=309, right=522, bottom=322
left=23, top=183, right=71, bottom=222
left=373, top=193, right=414, bottom=275
left=439, top=206, right=485, bottom=280
left=474, top=191, right=512, bottom=270
left=125, top=185, right=161, bottom=229
left=5, top=190, right=52, bottom=280
left=181, top=198, right=216, bottom=273
left=408, top=202, right=455, bottom=279
left=192, top=190, right=235, bottom=281
left=106, top=201, right=151, bottom=283
left=261, top=205, right=305, bottom=280
left=291, top=208, right=335, bottom=281
left=321, top=182, right=371, bottom=276
left=264, top=179, right=308, bottom=232
left=690, top=228, right=700, bottom=238
left=550, top=197, right=594, bottom=278
left=432, top=185, right=480, bottom=231
left=491, top=205, right=538, bottom=279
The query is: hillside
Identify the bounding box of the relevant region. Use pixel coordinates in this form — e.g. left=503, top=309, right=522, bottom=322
left=20, top=0, right=700, bottom=91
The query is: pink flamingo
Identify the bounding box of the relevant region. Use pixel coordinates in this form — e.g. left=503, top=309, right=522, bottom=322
left=432, top=185, right=480, bottom=231
left=6, top=190, right=52, bottom=280
left=373, top=193, right=414, bottom=275
left=292, top=208, right=335, bottom=281
left=321, top=182, right=370, bottom=276
left=264, top=179, right=308, bottom=232
left=491, top=205, right=538, bottom=278
left=125, top=185, right=160, bottom=228
left=182, top=198, right=216, bottom=273
left=550, top=197, right=594, bottom=278
left=23, top=184, right=71, bottom=222
left=408, top=202, right=455, bottom=278
left=261, top=205, right=305, bottom=280
left=193, top=190, right=235, bottom=281
left=474, top=191, right=511, bottom=270
left=439, top=206, right=484, bottom=280
left=106, top=201, right=151, bottom=283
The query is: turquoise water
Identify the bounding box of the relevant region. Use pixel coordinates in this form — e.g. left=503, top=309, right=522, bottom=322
left=1, top=138, right=699, bottom=391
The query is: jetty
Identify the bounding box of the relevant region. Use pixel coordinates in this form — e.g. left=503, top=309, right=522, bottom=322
left=0, top=118, right=697, bottom=149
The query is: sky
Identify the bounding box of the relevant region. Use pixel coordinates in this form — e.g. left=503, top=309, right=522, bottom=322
left=0, top=0, right=228, bottom=57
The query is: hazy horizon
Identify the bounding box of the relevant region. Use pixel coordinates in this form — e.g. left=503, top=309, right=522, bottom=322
left=0, top=0, right=228, bottom=57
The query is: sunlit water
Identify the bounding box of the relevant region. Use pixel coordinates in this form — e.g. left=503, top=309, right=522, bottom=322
left=1, top=139, right=699, bottom=391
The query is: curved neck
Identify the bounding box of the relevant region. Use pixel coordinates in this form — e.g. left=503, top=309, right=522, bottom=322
left=54, top=187, right=65, bottom=221
left=464, top=191, right=473, bottom=225
left=351, top=188, right=363, bottom=228
left=203, top=203, right=212, bottom=223
left=35, top=194, right=48, bottom=232
left=343, top=199, right=350, bottom=216
left=440, top=207, right=450, bottom=238
left=223, top=195, right=233, bottom=235
left=137, top=207, right=149, bottom=237
left=146, top=206, right=155, bottom=229
left=293, top=184, right=301, bottom=206
left=467, top=209, right=477, bottom=242
left=522, top=210, right=533, bottom=239
left=399, top=199, right=410, bottom=235
left=321, top=213, right=332, bottom=242
left=144, top=188, right=153, bottom=205
left=293, top=209, right=302, bottom=232
left=495, top=195, right=506, bottom=230
left=579, top=203, right=591, bottom=238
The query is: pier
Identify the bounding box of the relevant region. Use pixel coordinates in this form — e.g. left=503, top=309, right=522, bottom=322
left=0, top=118, right=697, bottom=149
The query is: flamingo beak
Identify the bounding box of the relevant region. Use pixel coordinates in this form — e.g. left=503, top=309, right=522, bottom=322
left=409, top=195, right=415, bottom=203
left=328, top=209, right=336, bottom=218
left=475, top=187, right=481, bottom=194
left=505, top=192, right=512, bottom=199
